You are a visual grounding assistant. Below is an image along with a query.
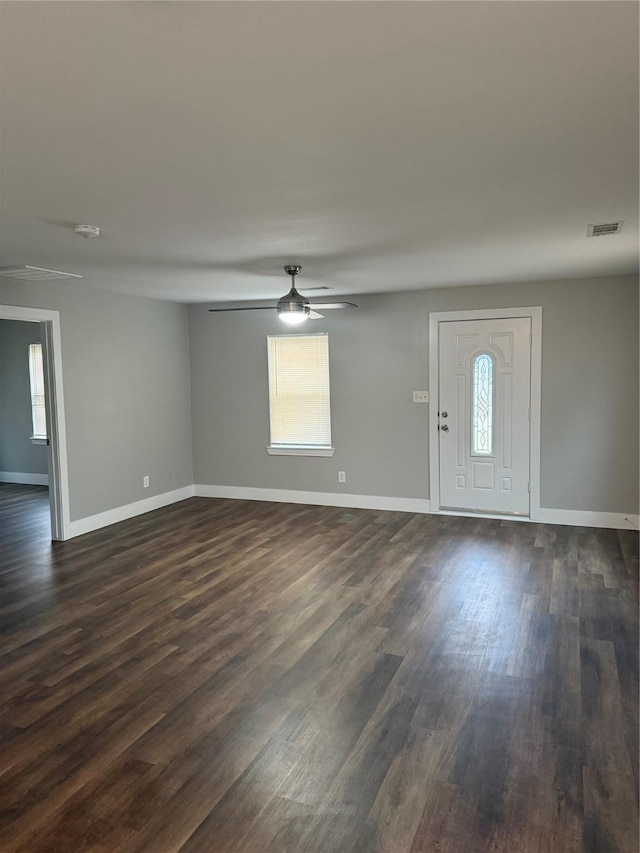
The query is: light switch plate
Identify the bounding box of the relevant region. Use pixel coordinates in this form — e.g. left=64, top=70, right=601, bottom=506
left=413, top=391, right=429, bottom=403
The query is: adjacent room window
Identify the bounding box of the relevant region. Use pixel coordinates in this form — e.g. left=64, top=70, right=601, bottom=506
left=28, top=343, right=47, bottom=440
left=267, top=333, right=333, bottom=456
left=472, top=352, right=493, bottom=455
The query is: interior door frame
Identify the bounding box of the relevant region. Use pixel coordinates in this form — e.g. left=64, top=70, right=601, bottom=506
left=428, top=306, right=542, bottom=521
left=0, top=304, right=71, bottom=540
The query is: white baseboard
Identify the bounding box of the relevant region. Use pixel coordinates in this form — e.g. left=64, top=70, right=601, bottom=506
left=538, top=508, right=639, bottom=531
left=194, top=484, right=638, bottom=530
left=194, top=484, right=431, bottom=515
left=67, top=485, right=195, bottom=539
left=59, top=483, right=639, bottom=540
left=0, top=471, right=49, bottom=486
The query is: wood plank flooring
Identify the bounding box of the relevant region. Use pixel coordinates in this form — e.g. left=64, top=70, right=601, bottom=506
left=0, top=483, right=638, bottom=852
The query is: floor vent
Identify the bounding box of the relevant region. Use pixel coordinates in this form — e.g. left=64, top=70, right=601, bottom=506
left=586, top=221, right=624, bottom=237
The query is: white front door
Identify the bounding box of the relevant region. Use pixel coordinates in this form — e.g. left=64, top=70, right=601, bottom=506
left=438, top=317, right=531, bottom=515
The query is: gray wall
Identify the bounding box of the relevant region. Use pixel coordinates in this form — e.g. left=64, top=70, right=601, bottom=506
left=0, top=319, right=48, bottom=476
left=2, top=272, right=637, bottom=523
left=0, top=279, right=193, bottom=521
left=189, top=274, right=639, bottom=514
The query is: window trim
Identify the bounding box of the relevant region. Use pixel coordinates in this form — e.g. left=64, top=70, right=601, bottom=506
left=266, top=445, right=335, bottom=457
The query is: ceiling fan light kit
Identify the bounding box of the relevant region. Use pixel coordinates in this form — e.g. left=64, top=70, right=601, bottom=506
left=208, top=265, right=358, bottom=323
left=278, top=304, right=309, bottom=325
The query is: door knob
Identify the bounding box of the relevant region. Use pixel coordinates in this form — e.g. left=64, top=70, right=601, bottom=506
left=441, top=411, right=448, bottom=418
left=441, top=424, right=449, bottom=432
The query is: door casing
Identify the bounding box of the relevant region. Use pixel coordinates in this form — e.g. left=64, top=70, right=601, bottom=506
left=428, top=307, right=542, bottom=521
left=0, top=304, right=70, bottom=540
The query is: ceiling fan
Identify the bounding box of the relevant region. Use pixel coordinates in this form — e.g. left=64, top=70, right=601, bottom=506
left=208, top=265, right=358, bottom=325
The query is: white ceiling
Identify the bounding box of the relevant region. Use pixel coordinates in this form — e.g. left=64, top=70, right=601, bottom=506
left=0, top=1, right=638, bottom=304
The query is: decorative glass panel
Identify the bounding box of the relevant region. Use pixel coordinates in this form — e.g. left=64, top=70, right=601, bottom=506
left=472, top=353, right=493, bottom=455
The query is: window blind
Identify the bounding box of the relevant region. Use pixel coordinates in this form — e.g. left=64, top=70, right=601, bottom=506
left=267, top=333, right=331, bottom=447
left=28, top=343, right=47, bottom=439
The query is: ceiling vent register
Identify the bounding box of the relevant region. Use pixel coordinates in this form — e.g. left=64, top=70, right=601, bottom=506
left=0, top=265, right=83, bottom=281
left=586, top=221, right=624, bottom=237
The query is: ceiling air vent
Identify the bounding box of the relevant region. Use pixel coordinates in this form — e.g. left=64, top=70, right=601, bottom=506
left=303, top=285, right=334, bottom=291
left=0, top=265, right=83, bottom=281
left=586, top=221, right=624, bottom=237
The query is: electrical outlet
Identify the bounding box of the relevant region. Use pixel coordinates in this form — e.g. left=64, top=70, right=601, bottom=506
left=338, top=471, right=346, bottom=483
left=143, top=475, right=150, bottom=488
left=413, top=391, right=429, bottom=403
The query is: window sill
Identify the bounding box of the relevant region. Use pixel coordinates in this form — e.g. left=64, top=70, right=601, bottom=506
left=30, top=437, right=48, bottom=446
left=267, top=446, right=335, bottom=457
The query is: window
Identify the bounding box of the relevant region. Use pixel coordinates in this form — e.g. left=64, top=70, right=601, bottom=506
left=472, top=352, right=493, bottom=455
left=267, top=333, right=333, bottom=456
left=28, top=343, right=47, bottom=440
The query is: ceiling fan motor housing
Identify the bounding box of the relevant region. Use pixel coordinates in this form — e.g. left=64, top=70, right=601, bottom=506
left=277, top=286, right=310, bottom=318
left=278, top=266, right=309, bottom=319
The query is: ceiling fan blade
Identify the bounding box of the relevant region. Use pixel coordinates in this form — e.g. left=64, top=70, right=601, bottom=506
left=308, top=301, right=358, bottom=309
left=308, top=310, right=325, bottom=319
left=208, top=306, right=276, bottom=312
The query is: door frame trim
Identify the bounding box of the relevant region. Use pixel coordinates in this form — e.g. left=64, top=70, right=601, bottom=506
left=0, top=304, right=71, bottom=539
left=428, top=306, right=542, bottom=521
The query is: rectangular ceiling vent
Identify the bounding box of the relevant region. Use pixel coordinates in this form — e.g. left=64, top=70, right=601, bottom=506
left=302, top=285, right=333, bottom=291
left=586, top=221, right=624, bottom=237
left=0, top=265, right=83, bottom=281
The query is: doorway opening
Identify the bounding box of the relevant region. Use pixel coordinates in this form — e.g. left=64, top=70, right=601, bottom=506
left=0, top=305, right=70, bottom=540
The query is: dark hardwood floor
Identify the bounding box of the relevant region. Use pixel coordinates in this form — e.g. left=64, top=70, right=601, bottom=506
left=0, top=483, right=638, bottom=852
